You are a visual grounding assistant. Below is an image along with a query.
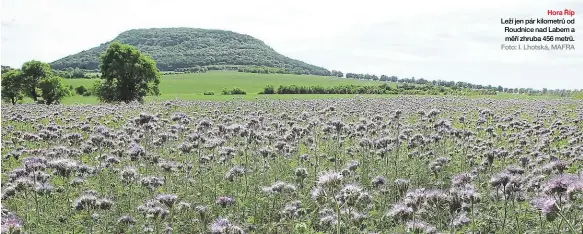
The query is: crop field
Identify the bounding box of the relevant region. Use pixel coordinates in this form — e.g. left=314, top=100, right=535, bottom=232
left=60, top=72, right=392, bottom=103
left=57, top=72, right=564, bottom=104
left=2, top=97, right=582, bottom=233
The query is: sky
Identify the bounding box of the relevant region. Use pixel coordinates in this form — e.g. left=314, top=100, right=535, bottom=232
left=1, top=0, right=581, bottom=90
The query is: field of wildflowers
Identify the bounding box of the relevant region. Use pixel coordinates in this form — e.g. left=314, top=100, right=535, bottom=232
left=1, top=97, right=582, bottom=233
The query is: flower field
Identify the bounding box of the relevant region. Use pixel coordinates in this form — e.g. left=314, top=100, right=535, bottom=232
left=1, top=97, right=582, bottom=233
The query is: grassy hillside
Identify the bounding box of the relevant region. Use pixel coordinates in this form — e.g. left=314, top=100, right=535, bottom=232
left=50, top=28, right=330, bottom=75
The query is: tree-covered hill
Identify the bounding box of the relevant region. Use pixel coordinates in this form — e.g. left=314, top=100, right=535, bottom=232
left=49, top=28, right=330, bottom=75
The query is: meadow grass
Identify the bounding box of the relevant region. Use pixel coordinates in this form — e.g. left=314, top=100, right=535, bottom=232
left=57, top=71, right=563, bottom=104
left=64, top=71, right=391, bottom=95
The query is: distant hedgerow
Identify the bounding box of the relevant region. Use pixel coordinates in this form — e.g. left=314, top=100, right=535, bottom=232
left=222, top=87, right=246, bottom=95
left=260, top=85, right=275, bottom=94
left=204, top=91, right=215, bottom=95
left=260, top=84, right=497, bottom=95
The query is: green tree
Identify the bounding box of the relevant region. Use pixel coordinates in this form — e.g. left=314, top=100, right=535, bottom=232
left=1, top=65, right=15, bottom=74
left=71, top=68, right=85, bottom=78
left=97, top=42, right=161, bottom=103
left=38, top=76, right=70, bottom=105
left=75, top=85, right=88, bottom=95
left=1, top=70, right=24, bottom=104
left=21, top=60, right=52, bottom=102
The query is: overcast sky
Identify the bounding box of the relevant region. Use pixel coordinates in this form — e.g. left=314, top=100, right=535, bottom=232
left=1, top=0, right=581, bottom=89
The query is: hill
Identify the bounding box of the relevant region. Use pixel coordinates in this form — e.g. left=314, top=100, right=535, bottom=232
left=50, top=28, right=330, bottom=75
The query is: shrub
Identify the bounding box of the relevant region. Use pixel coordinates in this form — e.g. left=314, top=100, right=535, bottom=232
left=230, top=87, right=246, bottom=95
left=75, top=85, right=88, bottom=95
left=222, top=87, right=247, bottom=95
left=261, top=85, right=275, bottom=94
left=204, top=91, right=215, bottom=95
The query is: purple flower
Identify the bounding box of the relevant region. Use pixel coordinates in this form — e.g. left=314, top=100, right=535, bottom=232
left=406, top=220, right=436, bottom=234
left=490, top=172, right=511, bottom=187
left=371, top=176, right=387, bottom=188
left=215, top=196, right=235, bottom=208
left=317, top=171, right=343, bottom=188
left=387, top=203, right=413, bottom=221
left=1, top=212, right=22, bottom=233
left=117, top=215, right=136, bottom=225
left=155, top=194, right=178, bottom=207
left=262, top=181, right=296, bottom=195
left=531, top=196, right=559, bottom=221
left=543, top=174, right=579, bottom=195
left=452, top=173, right=472, bottom=187
left=453, top=212, right=471, bottom=227
left=209, top=218, right=244, bottom=234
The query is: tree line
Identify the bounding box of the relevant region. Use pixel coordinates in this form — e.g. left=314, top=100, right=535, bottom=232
left=259, top=83, right=497, bottom=96
left=339, top=72, right=580, bottom=97
left=230, top=67, right=578, bottom=97
left=29, top=62, right=579, bottom=98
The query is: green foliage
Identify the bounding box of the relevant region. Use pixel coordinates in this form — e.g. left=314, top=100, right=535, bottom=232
left=38, top=76, right=69, bottom=105
left=1, top=70, right=24, bottom=104
left=203, top=91, right=215, bottom=95
left=97, top=42, right=161, bottom=103
left=53, top=68, right=87, bottom=78
left=174, top=66, right=207, bottom=73
left=1, top=65, right=16, bottom=74
left=49, top=28, right=330, bottom=75
left=265, top=83, right=498, bottom=95
left=93, top=80, right=118, bottom=102
left=261, top=85, right=276, bottom=94
left=21, top=60, right=52, bottom=102
left=70, top=68, right=86, bottom=78
left=222, top=87, right=247, bottom=95
left=75, top=85, right=88, bottom=95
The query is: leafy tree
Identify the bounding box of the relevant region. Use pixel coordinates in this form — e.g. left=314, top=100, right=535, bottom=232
left=1, top=65, right=16, bottom=74
left=75, top=85, right=88, bottom=95
left=1, top=70, right=24, bottom=104
left=92, top=80, right=115, bottom=101
left=97, top=42, right=161, bottom=103
left=21, top=60, right=52, bottom=102
left=38, top=76, right=70, bottom=105
left=71, top=68, right=86, bottom=78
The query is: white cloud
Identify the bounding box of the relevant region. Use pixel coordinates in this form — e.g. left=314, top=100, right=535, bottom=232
left=1, top=0, right=581, bottom=89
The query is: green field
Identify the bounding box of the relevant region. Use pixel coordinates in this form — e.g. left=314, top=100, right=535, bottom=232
left=60, top=71, right=395, bottom=103
left=65, top=71, right=391, bottom=93
left=52, top=71, right=564, bottom=104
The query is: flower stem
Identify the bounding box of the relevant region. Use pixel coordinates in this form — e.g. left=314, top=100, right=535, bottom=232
left=557, top=210, right=576, bottom=233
